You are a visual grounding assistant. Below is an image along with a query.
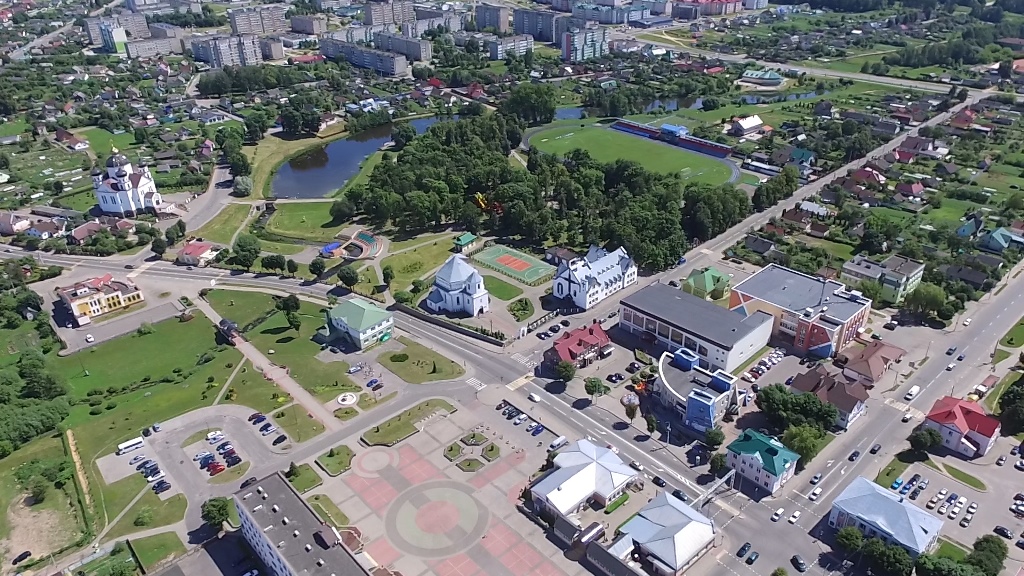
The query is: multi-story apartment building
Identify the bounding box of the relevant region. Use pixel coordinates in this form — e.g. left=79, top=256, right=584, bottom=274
left=126, top=37, right=177, bottom=58
left=315, top=0, right=350, bottom=9
left=363, top=0, right=415, bottom=25
left=190, top=34, right=263, bottom=68
left=571, top=3, right=649, bottom=24
left=401, top=14, right=464, bottom=37
left=86, top=13, right=150, bottom=44
left=839, top=254, right=925, bottom=305
left=635, top=0, right=672, bottom=14
left=148, top=22, right=182, bottom=38
left=373, top=31, right=432, bottom=61
left=512, top=9, right=560, bottom=42
left=57, top=274, right=145, bottom=327
left=259, top=37, right=285, bottom=60
left=475, top=3, right=510, bottom=33
left=126, top=0, right=201, bottom=14
left=554, top=15, right=587, bottom=46
left=320, top=38, right=409, bottom=75
left=561, top=25, right=610, bottom=61
left=229, top=5, right=288, bottom=35
left=291, top=14, right=328, bottom=34
left=335, top=24, right=392, bottom=43
left=485, top=34, right=534, bottom=60
left=100, top=23, right=128, bottom=54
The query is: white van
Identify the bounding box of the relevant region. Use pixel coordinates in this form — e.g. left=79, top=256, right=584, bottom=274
left=904, top=385, right=921, bottom=401
left=549, top=435, right=568, bottom=452
left=528, top=393, right=541, bottom=402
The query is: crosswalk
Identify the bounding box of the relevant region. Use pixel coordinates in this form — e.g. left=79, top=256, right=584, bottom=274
left=511, top=353, right=538, bottom=369
left=505, top=375, right=532, bottom=391
left=885, top=397, right=924, bottom=418
left=466, top=377, right=486, bottom=391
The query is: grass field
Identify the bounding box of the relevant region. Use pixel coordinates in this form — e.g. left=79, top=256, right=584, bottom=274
left=205, top=290, right=276, bottom=329
left=875, top=454, right=912, bottom=487
left=316, top=445, right=355, bottom=476
left=77, top=128, right=137, bottom=156
left=265, top=202, right=346, bottom=243
left=941, top=463, right=986, bottom=490
left=273, top=404, right=326, bottom=442
left=1001, top=316, right=1024, bottom=348
left=130, top=531, right=186, bottom=571
left=74, top=544, right=137, bottom=575
left=191, top=203, right=251, bottom=245
left=984, top=371, right=1020, bottom=412
left=358, top=391, right=396, bottom=411
left=58, top=190, right=98, bottom=213
left=0, top=120, right=28, bottom=137
left=380, top=240, right=456, bottom=291
left=936, top=538, right=970, bottom=562
left=210, top=461, right=250, bottom=484
left=379, top=336, right=465, bottom=384
left=482, top=275, right=523, bottom=301
left=362, top=399, right=456, bottom=446
left=530, top=126, right=734, bottom=185
left=105, top=493, right=187, bottom=541
left=223, top=361, right=292, bottom=413
left=286, top=464, right=322, bottom=493
left=386, top=231, right=454, bottom=253
left=797, top=236, right=856, bottom=261
left=307, top=494, right=349, bottom=527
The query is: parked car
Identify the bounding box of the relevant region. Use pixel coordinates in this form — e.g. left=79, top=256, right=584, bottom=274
left=792, top=555, right=808, bottom=573
left=672, top=489, right=689, bottom=503
left=261, top=427, right=277, bottom=436
left=737, top=542, right=751, bottom=557
left=137, top=459, right=154, bottom=470
left=996, top=526, right=1014, bottom=539
left=12, top=551, right=31, bottom=565
left=273, top=435, right=288, bottom=446
left=771, top=508, right=784, bottom=522
left=248, top=412, right=262, bottom=421
left=746, top=552, right=759, bottom=565
left=259, top=423, right=272, bottom=432
left=241, top=476, right=258, bottom=488
left=129, top=454, right=146, bottom=465
left=652, top=476, right=666, bottom=487
left=253, top=416, right=266, bottom=425
left=810, top=473, right=822, bottom=484
left=525, top=422, right=537, bottom=432
left=194, top=452, right=211, bottom=461
left=531, top=425, right=545, bottom=436
left=809, top=487, right=823, bottom=501
left=217, top=443, right=232, bottom=453
left=788, top=511, right=801, bottom=524
left=891, top=478, right=904, bottom=490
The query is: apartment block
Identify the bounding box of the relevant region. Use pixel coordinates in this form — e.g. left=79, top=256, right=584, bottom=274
left=126, top=0, right=202, bottom=13
left=148, top=22, right=183, bottom=38
left=571, top=3, right=649, bottom=24
left=259, top=36, right=285, bottom=60
left=320, top=38, right=409, bottom=75
left=402, top=13, right=464, bottom=37
left=475, top=3, right=510, bottom=33
left=126, top=37, right=178, bottom=58
left=485, top=34, right=533, bottom=60
left=512, top=8, right=561, bottom=42
left=228, top=5, right=288, bottom=35
left=334, top=24, right=392, bottom=43
left=554, top=16, right=587, bottom=46
left=291, top=14, right=328, bottom=34
left=100, top=23, right=128, bottom=54
left=363, top=0, right=415, bottom=25
left=191, top=34, right=264, bottom=68
left=373, top=31, right=432, bottom=61
left=315, top=0, right=350, bottom=9
left=561, top=25, right=609, bottom=61
left=85, top=13, right=150, bottom=44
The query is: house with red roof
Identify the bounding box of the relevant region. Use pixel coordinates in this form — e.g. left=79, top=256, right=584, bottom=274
left=175, top=241, right=219, bottom=267
left=923, top=396, right=1000, bottom=458
left=543, top=321, right=611, bottom=372
left=950, top=109, right=977, bottom=130
left=850, top=167, right=886, bottom=187
left=895, top=181, right=925, bottom=197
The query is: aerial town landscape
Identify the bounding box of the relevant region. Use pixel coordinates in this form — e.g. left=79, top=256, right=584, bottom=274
left=8, top=0, right=1024, bottom=575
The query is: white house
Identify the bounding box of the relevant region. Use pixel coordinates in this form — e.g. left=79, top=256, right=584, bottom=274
left=323, top=298, right=394, bottom=350
left=424, top=254, right=490, bottom=317
left=829, top=477, right=943, bottom=556
left=92, top=149, right=164, bottom=216
left=552, top=245, right=636, bottom=311
left=923, top=396, right=1000, bottom=458
left=726, top=429, right=799, bottom=495
left=530, top=439, right=637, bottom=519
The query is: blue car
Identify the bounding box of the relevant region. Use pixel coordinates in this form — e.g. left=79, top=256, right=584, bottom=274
left=531, top=425, right=545, bottom=436
left=253, top=416, right=266, bottom=425
left=891, top=478, right=904, bottom=490
left=899, top=483, right=913, bottom=495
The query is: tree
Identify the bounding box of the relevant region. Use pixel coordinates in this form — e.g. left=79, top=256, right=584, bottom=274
left=915, top=555, right=984, bottom=576
left=134, top=506, right=154, bottom=526
left=232, top=234, right=262, bottom=270
left=905, top=282, right=947, bottom=317
left=770, top=569, right=788, bottom=576
left=499, top=83, right=556, bottom=125
left=909, top=428, right=943, bottom=452
left=286, top=259, right=299, bottom=277
left=201, top=497, right=231, bottom=526
left=584, top=377, right=610, bottom=399
left=836, top=526, right=864, bottom=553
left=336, top=265, right=359, bottom=287
left=858, top=279, right=884, bottom=303
left=244, top=112, right=270, bottom=142
left=329, top=198, right=356, bottom=222
left=523, top=48, right=534, bottom=68
left=645, top=413, right=658, bottom=434
left=704, top=427, right=725, bottom=450
left=28, top=476, right=48, bottom=502
left=261, top=254, right=286, bottom=273
left=286, top=311, right=302, bottom=332
left=709, top=452, right=727, bottom=474
left=233, top=175, right=253, bottom=197
left=229, top=153, right=251, bottom=177
left=623, top=403, right=638, bottom=423
left=309, top=257, right=326, bottom=278
left=150, top=236, right=167, bottom=257
left=164, top=226, right=180, bottom=246
left=277, top=294, right=301, bottom=313
left=966, top=535, right=1008, bottom=576
left=555, top=360, right=576, bottom=382
left=382, top=264, right=394, bottom=286
left=782, top=424, right=826, bottom=465
left=391, top=122, right=417, bottom=150
left=134, top=128, right=148, bottom=144
left=287, top=461, right=299, bottom=478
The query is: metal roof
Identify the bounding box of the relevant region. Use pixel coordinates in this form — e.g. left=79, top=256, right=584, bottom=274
left=832, top=477, right=943, bottom=555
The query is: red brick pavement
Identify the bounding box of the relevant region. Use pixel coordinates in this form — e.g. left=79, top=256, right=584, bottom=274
left=432, top=553, right=479, bottom=576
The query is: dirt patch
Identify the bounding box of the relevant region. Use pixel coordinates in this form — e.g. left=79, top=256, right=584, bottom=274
left=66, top=430, right=92, bottom=510
left=1, top=495, right=76, bottom=574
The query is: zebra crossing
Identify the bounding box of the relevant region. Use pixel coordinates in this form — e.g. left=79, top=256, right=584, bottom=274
left=511, top=353, right=538, bottom=369
left=466, top=377, right=486, bottom=391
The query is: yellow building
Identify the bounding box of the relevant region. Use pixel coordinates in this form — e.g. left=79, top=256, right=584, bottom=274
left=57, top=274, right=144, bottom=326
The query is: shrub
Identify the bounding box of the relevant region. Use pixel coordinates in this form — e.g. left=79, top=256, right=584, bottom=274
left=104, top=401, right=117, bottom=410
left=389, top=353, right=409, bottom=363
left=89, top=407, right=102, bottom=415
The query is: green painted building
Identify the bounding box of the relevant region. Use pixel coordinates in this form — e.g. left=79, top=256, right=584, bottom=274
left=681, top=267, right=730, bottom=301
left=323, top=298, right=393, bottom=350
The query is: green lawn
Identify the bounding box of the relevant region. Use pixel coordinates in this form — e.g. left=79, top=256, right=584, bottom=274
left=180, top=428, right=217, bottom=448
left=191, top=203, right=251, bottom=245
left=130, top=531, right=186, bottom=571
left=316, top=445, right=355, bottom=476
left=265, top=202, right=346, bottom=242
left=0, top=120, right=28, bottom=137
left=78, top=127, right=138, bottom=156
left=286, top=464, right=322, bottom=493
left=380, top=240, right=457, bottom=291
left=483, top=275, right=523, bottom=301
left=936, top=538, right=970, bottom=562
left=205, top=289, right=276, bottom=330
left=941, top=463, right=986, bottom=490
left=358, top=391, right=396, bottom=410
left=273, top=404, right=325, bottom=442
left=362, top=399, right=456, bottom=446
left=984, top=371, right=1021, bottom=412
left=223, top=361, right=293, bottom=413
left=875, top=455, right=911, bottom=487
left=379, top=336, right=465, bottom=384
left=105, top=493, right=187, bottom=541
left=871, top=207, right=916, bottom=224
left=1001, top=316, right=1024, bottom=348
left=210, top=461, right=250, bottom=484
left=306, top=494, right=349, bottom=527
left=257, top=238, right=305, bottom=256
left=74, top=543, right=138, bottom=575
left=797, top=236, right=856, bottom=261
left=922, top=198, right=979, bottom=228
left=530, top=125, right=733, bottom=185
left=994, top=348, right=1012, bottom=367
left=385, top=231, right=454, bottom=253
left=58, top=190, right=98, bottom=213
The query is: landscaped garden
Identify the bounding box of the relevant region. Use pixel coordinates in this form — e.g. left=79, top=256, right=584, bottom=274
left=191, top=203, right=251, bottom=245
left=273, top=404, right=325, bottom=442
left=1001, top=315, right=1024, bottom=348
left=334, top=407, right=358, bottom=421
left=358, top=391, right=396, bottom=411
left=482, top=443, right=501, bottom=461
left=456, top=458, right=484, bottom=472
left=380, top=240, right=456, bottom=291
left=482, top=275, right=523, bottom=301
left=379, top=336, right=465, bottom=384
left=285, top=463, right=323, bottom=493
left=362, top=399, right=456, bottom=446
left=210, top=461, right=251, bottom=484
left=105, top=493, right=187, bottom=540
left=316, top=445, right=355, bottom=476
left=444, top=443, right=462, bottom=461
left=507, top=298, right=534, bottom=322
left=307, top=494, right=349, bottom=528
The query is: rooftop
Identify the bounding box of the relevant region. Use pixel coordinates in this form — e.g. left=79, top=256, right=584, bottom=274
left=179, top=241, right=214, bottom=257
left=926, top=396, right=1000, bottom=438
left=555, top=245, right=634, bottom=292
left=328, top=298, right=391, bottom=332
left=726, top=429, right=799, bottom=477
left=531, top=439, right=637, bottom=516
left=832, top=476, right=943, bottom=555
left=551, top=321, right=611, bottom=364
left=843, top=340, right=907, bottom=382
left=732, top=264, right=871, bottom=322
left=617, top=491, right=715, bottom=571
left=789, top=365, right=868, bottom=413
left=233, top=472, right=370, bottom=576
left=57, top=274, right=139, bottom=300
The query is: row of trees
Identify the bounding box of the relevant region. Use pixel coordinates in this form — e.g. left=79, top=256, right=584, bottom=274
left=752, top=166, right=801, bottom=212
left=196, top=63, right=317, bottom=97
left=836, top=527, right=1009, bottom=576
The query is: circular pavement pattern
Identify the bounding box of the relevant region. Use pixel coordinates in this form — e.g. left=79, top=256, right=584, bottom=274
left=384, top=480, right=489, bottom=558
left=351, top=447, right=398, bottom=478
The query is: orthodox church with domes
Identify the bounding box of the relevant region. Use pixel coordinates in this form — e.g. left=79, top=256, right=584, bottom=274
left=92, top=149, right=163, bottom=216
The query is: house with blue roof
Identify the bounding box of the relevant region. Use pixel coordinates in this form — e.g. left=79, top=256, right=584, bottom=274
left=955, top=214, right=984, bottom=238
left=978, top=227, right=1024, bottom=254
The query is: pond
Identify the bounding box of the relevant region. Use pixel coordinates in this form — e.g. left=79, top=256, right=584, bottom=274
left=269, top=116, right=444, bottom=199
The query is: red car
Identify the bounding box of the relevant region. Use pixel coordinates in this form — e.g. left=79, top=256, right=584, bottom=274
left=248, top=412, right=262, bottom=421
left=209, top=467, right=224, bottom=476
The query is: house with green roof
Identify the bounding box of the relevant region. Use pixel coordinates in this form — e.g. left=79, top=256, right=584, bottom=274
left=453, top=232, right=481, bottom=254
left=726, top=429, right=799, bottom=494
left=321, top=298, right=394, bottom=350
left=681, top=267, right=730, bottom=301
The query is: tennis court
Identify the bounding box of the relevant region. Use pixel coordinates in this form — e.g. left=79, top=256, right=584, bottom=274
left=472, top=245, right=555, bottom=285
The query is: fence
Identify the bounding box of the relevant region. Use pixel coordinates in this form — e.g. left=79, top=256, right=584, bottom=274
left=393, top=304, right=509, bottom=347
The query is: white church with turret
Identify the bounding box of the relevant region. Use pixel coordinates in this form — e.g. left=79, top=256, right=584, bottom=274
left=92, top=149, right=163, bottom=216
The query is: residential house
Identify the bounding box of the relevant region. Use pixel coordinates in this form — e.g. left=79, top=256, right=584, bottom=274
left=543, top=321, right=611, bottom=371
left=0, top=211, right=29, bottom=236
left=681, top=266, right=730, bottom=301
left=956, top=213, right=985, bottom=239
left=56, top=274, right=145, bottom=326
left=452, top=232, right=480, bottom=254
left=808, top=222, right=830, bottom=238
left=552, top=245, right=637, bottom=311
left=730, top=114, right=764, bottom=136
left=941, top=265, right=989, bottom=290
left=923, top=396, right=1000, bottom=458
left=321, top=298, right=394, bottom=350
left=424, top=254, right=490, bottom=317
left=895, top=181, right=925, bottom=197
left=978, top=227, right=1024, bottom=254
left=813, top=100, right=834, bottom=119
left=770, top=145, right=816, bottom=171
left=964, top=253, right=1004, bottom=272
left=176, top=241, right=219, bottom=266
left=725, top=429, right=799, bottom=495
left=27, top=219, right=66, bottom=239
left=841, top=340, right=907, bottom=386
left=545, top=247, right=579, bottom=267
left=936, top=162, right=959, bottom=177
left=742, top=234, right=783, bottom=263
left=54, top=127, right=89, bottom=150
left=841, top=254, right=924, bottom=304
left=850, top=167, right=886, bottom=187
left=898, top=137, right=948, bottom=160
left=829, top=477, right=943, bottom=557
left=789, top=365, right=868, bottom=429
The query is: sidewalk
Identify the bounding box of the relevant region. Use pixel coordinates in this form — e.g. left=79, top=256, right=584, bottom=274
left=193, top=299, right=342, bottom=432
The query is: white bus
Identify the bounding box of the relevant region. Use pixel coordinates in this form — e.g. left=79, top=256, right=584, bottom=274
left=116, top=437, right=145, bottom=455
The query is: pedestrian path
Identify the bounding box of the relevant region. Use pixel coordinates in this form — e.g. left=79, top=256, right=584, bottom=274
left=505, top=375, right=532, bottom=391
left=466, top=377, right=486, bottom=391
left=511, top=353, right=538, bottom=369
left=884, top=397, right=925, bottom=418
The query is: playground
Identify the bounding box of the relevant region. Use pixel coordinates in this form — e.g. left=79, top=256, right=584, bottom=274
left=471, top=245, right=554, bottom=286
left=528, top=124, right=737, bottom=185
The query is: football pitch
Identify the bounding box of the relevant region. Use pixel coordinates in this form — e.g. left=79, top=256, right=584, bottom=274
left=529, top=125, right=736, bottom=185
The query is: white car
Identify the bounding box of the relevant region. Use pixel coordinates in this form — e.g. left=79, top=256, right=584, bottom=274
left=630, top=460, right=644, bottom=472
left=902, top=412, right=913, bottom=422
left=956, top=496, right=967, bottom=507
left=129, top=454, right=146, bottom=465
left=808, top=487, right=822, bottom=501
left=948, top=507, right=960, bottom=519
left=771, top=508, right=784, bottom=522
left=968, top=502, right=979, bottom=513
left=927, top=496, right=940, bottom=509
left=1015, top=460, right=1024, bottom=471
left=85, top=334, right=94, bottom=343
left=963, top=318, right=972, bottom=326
left=513, top=414, right=528, bottom=425
left=261, top=426, right=277, bottom=436
left=242, top=571, right=260, bottom=576
left=146, top=471, right=165, bottom=483
left=789, top=511, right=801, bottom=524
left=193, top=451, right=211, bottom=461
left=937, top=488, right=948, bottom=498
left=946, top=363, right=956, bottom=371
left=208, top=435, right=224, bottom=445
left=938, top=503, right=949, bottom=515
left=525, top=422, right=537, bottom=432
left=606, top=444, right=619, bottom=454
